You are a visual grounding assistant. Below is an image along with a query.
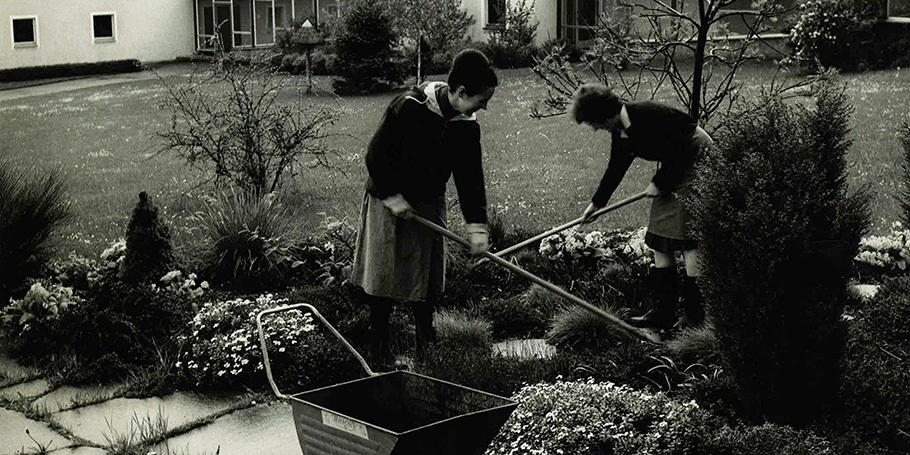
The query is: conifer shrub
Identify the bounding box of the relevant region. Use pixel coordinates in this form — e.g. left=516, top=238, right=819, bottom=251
left=841, top=276, right=910, bottom=452
left=332, top=0, right=401, bottom=95
left=688, top=77, right=870, bottom=425
left=0, top=162, right=71, bottom=307
left=119, top=192, right=177, bottom=284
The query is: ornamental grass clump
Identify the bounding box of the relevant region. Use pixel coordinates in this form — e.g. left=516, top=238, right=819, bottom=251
left=689, top=77, right=870, bottom=425
left=434, top=307, right=493, bottom=348
left=487, top=378, right=713, bottom=455
left=0, top=161, right=71, bottom=308
left=191, top=189, right=303, bottom=290
left=546, top=302, right=630, bottom=352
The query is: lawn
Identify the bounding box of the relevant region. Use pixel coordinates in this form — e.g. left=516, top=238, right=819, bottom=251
left=1, top=62, right=908, bottom=258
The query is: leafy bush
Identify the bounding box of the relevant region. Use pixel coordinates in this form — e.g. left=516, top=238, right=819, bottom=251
left=178, top=294, right=362, bottom=391
left=45, top=252, right=102, bottom=291
left=191, top=190, right=303, bottom=291
left=539, top=226, right=652, bottom=266
left=841, top=276, right=910, bottom=452
left=332, top=0, right=401, bottom=95
left=689, top=77, right=870, bottom=424
left=546, top=302, right=629, bottom=352
left=119, top=192, right=177, bottom=284
left=487, top=379, right=714, bottom=455
left=0, top=162, right=71, bottom=307
left=788, top=0, right=885, bottom=71
left=1, top=282, right=82, bottom=331
left=479, top=0, right=538, bottom=69
left=476, top=285, right=561, bottom=340
left=852, top=221, right=910, bottom=280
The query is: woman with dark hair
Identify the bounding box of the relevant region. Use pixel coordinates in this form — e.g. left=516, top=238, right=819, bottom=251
left=350, top=49, right=498, bottom=366
left=571, top=83, right=713, bottom=335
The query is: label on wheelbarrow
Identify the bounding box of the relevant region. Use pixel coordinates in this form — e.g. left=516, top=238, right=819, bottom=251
left=321, top=410, right=369, bottom=440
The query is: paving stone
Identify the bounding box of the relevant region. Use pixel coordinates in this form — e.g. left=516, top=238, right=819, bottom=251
left=0, top=378, right=51, bottom=401
left=49, top=446, right=107, bottom=455
left=0, top=407, right=73, bottom=455
left=54, top=392, right=249, bottom=446
left=151, top=402, right=300, bottom=455
left=33, top=384, right=125, bottom=413
left=492, top=338, right=557, bottom=360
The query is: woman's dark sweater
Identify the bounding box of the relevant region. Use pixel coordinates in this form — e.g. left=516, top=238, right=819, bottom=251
left=592, top=101, right=698, bottom=207
left=365, top=82, right=487, bottom=224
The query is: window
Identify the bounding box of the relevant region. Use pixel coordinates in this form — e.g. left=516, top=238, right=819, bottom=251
left=889, top=0, right=910, bottom=21
left=488, top=0, right=505, bottom=27
left=92, top=13, right=116, bottom=43
left=11, top=16, right=38, bottom=48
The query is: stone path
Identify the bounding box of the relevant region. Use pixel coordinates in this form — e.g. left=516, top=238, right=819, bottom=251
left=0, top=352, right=302, bottom=455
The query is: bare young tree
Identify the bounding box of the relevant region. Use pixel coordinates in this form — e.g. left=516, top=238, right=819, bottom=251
left=156, top=43, right=339, bottom=193
left=534, top=0, right=803, bottom=126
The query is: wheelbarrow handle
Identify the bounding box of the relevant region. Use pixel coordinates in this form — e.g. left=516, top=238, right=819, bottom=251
left=474, top=192, right=648, bottom=267
left=409, top=214, right=662, bottom=345
left=257, top=303, right=377, bottom=399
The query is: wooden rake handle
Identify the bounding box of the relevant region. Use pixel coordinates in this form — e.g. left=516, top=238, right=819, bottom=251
left=475, top=191, right=649, bottom=267
left=409, top=213, right=662, bottom=345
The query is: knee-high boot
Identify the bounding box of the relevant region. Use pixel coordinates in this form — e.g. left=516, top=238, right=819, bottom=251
left=630, top=267, right=678, bottom=331
left=413, top=301, right=437, bottom=362
left=679, top=275, right=706, bottom=328
left=365, top=293, right=393, bottom=367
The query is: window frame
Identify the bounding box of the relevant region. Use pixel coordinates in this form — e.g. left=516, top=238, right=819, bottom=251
left=486, top=0, right=506, bottom=29
left=91, top=12, right=117, bottom=44
left=10, top=15, right=39, bottom=49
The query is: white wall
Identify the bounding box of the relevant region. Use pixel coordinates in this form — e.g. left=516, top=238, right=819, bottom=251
left=463, top=0, right=558, bottom=46
left=0, top=0, right=195, bottom=70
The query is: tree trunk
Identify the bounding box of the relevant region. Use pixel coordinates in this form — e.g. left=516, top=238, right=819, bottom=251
left=690, top=1, right=709, bottom=121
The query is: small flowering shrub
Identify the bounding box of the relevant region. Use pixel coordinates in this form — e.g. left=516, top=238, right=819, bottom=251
left=1, top=282, right=82, bottom=330
left=152, top=270, right=209, bottom=299
left=539, top=226, right=652, bottom=267
left=178, top=294, right=362, bottom=391
left=486, top=378, right=713, bottom=455
left=100, top=238, right=127, bottom=272
left=45, top=252, right=102, bottom=290
left=853, top=221, right=910, bottom=278
left=788, top=0, right=881, bottom=70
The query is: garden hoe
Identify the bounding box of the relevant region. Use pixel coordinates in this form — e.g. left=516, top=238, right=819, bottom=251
left=472, top=191, right=648, bottom=268
left=409, top=213, right=663, bottom=345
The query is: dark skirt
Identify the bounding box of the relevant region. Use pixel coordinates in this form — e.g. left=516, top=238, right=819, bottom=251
left=644, top=126, right=712, bottom=254
left=350, top=193, right=446, bottom=302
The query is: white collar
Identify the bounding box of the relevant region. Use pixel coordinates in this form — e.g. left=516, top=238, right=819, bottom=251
left=423, top=81, right=475, bottom=122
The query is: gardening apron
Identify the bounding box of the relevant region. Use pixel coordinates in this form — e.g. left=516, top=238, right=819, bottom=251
left=350, top=192, right=446, bottom=302
left=645, top=126, right=712, bottom=253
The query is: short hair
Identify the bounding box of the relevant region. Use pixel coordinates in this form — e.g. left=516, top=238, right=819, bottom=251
left=448, top=49, right=498, bottom=96
left=571, top=83, right=622, bottom=124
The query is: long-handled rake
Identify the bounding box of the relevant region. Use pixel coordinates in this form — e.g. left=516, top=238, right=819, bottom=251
left=409, top=213, right=662, bottom=345
left=473, top=191, right=648, bottom=268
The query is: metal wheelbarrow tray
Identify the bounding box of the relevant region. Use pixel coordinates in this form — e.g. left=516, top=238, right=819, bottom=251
left=257, top=303, right=518, bottom=455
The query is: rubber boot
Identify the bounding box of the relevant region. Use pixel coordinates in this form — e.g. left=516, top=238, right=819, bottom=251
left=413, top=301, right=437, bottom=363
left=677, top=275, right=706, bottom=329
left=630, top=267, right=678, bottom=331
left=366, top=294, right=393, bottom=369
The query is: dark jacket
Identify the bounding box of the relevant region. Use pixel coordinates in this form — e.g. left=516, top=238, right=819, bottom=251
left=365, top=81, right=487, bottom=224
left=592, top=101, right=699, bottom=207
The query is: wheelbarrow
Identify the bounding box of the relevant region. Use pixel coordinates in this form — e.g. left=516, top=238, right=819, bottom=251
left=256, top=303, right=519, bottom=455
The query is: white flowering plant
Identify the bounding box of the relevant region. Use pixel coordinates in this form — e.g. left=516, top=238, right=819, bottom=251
left=177, top=294, right=316, bottom=388
left=853, top=222, right=910, bottom=276
left=2, top=282, right=83, bottom=332
left=539, top=226, right=653, bottom=267
left=486, top=378, right=712, bottom=455
left=152, top=270, right=209, bottom=299
left=788, top=0, right=867, bottom=63
left=100, top=238, right=127, bottom=271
